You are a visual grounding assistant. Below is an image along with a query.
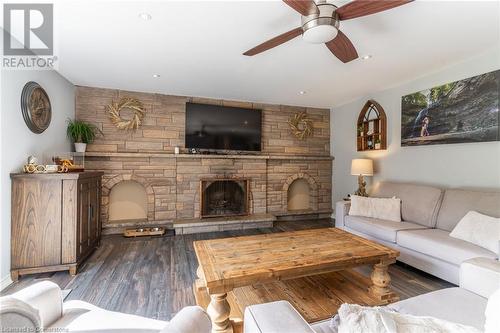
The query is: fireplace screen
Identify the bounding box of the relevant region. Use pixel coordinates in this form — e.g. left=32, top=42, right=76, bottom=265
left=201, top=179, right=249, bottom=218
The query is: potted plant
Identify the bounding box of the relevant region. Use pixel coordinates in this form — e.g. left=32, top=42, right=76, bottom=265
left=357, top=125, right=364, bottom=137
left=374, top=139, right=381, bottom=150
left=67, top=119, right=101, bottom=152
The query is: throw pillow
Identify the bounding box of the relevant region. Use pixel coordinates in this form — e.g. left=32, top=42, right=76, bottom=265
left=450, top=211, right=500, bottom=254
left=337, top=303, right=481, bottom=333
left=349, top=195, right=401, bottom=222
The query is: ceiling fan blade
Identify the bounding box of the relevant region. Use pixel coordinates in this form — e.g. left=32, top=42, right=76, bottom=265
left=325, top=31, right=358, bottom=63
left=243, top=27, right=303, bottom=56
left=337, top=0, right=413, bottom=21
left=282, top=0, right=319, bottom=16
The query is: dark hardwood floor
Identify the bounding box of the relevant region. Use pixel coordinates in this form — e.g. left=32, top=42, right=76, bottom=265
left=2, top=220, right=454, bottom=321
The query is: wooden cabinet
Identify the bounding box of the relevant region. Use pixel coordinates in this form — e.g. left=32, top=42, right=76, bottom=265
left=10, top=172, right=103, bottom=281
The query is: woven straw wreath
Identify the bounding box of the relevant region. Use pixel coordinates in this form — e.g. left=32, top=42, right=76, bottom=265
left=288, top=111, right=313, bottom=140
left=107, top=97, right=146, bottom=130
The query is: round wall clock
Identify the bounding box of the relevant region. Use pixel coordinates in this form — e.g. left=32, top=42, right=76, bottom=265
left=21, top=81, right=52, bottom=134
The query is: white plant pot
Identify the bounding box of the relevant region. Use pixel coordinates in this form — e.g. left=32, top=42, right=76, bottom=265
left=375, top=143, right=381, bottom=150
left=74, top=143, right=87, bottom=153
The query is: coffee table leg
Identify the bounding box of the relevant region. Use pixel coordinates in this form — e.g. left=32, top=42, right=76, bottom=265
left=369, top=259, right=394, bottom=300
left=207, top=293, right=233, bottom=333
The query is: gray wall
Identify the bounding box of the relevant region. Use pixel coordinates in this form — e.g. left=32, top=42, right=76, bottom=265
left=0, top=69, right=75, bottom=289
left=331, top=48, right=500, bottom=205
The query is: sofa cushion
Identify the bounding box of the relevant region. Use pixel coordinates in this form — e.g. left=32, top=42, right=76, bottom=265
left=388, top=287, right=487, bottom=330
left=370, top=182, right=442, bottom=228
left=436, top=189, right=500, bottom=231
left=344, top=215, right=427, bottom=243
left=397, top=229, right=498, bottom=266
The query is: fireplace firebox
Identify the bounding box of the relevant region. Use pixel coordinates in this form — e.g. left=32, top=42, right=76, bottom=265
left=200, top=178, right=249, bottom=218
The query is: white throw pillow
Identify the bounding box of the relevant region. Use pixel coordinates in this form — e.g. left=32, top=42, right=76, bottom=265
left=349, top=195, right=401, bottom=222
left=337, top=303, right=481, bottom=333
left=450, top=211, right=500, bottom=254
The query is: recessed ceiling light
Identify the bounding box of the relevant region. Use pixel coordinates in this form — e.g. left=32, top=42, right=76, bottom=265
left=299, top=91, right=306, bottom=95
left=361, top=54, right=373, bottom=60
left=152, top=74, right=160, bottom=78
left=139, top=13, right=152, bottom=20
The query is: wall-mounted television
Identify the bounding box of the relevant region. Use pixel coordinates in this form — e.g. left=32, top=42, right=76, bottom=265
left=185, top=103, right=262, bottom=152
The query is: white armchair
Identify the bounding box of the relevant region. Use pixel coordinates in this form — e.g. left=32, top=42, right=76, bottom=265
left=0, top=281, right=211, bottom=333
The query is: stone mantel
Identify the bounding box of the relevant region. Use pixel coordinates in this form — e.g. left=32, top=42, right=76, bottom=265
left=85, top=152, right=334, bottom=161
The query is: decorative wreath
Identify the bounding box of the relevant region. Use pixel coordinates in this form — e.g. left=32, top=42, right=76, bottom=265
left=107, top=97, right=146, bottom=130
left=288, top=111, right=313, bottom=140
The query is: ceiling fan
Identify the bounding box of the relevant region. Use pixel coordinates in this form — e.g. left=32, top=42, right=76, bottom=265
left=243, top=0, right=413, bottom=63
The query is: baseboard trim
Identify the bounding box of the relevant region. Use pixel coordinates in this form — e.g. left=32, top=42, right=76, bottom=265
left=1, top=274, right=13, bottom=291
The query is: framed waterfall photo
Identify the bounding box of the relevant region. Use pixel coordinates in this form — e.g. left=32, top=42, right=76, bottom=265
left=401, top=70, right=500, bottom=146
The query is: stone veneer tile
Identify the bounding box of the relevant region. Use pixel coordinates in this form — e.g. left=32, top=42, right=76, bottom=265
left=77, top=86, right=332, bottom=228
left=76, top=86, right=329, bottom=155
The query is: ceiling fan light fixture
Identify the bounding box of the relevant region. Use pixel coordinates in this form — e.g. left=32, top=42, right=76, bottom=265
left=302, top=25, right=338, bottom=44
left=243, top=0, right=413, bottom=62
left=301, top=2, right=339, bottom=44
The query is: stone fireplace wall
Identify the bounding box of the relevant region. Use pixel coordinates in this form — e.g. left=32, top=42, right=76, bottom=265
left=76, top=87, right=330, bottom=155
left=77, top=86, right=333, bottom=232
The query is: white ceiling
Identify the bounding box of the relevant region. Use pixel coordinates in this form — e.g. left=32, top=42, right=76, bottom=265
left=51, top=0, right=500, bottom=108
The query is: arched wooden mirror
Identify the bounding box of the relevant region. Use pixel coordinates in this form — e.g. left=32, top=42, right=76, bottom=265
left=357, top=100, right=387, bottom=151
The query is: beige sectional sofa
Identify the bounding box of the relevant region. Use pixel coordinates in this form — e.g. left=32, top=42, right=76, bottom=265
left=336, top=182, right=500, bottom=284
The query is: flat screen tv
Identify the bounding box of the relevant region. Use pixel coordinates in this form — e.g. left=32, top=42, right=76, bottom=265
left=185, top=103, right=262, bottom=152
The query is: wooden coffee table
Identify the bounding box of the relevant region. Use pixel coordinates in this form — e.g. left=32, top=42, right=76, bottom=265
left=193, top=228, right=399, bottom=333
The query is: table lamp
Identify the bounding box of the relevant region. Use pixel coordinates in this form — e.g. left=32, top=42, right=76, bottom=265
left=351, top=159, right=373, bottom=197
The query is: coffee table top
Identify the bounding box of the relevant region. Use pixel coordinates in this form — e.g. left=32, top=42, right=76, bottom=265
left=194, top=227, right=399, bottom=293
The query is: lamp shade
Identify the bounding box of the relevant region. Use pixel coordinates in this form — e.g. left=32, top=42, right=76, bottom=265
left=351, top=159, right=373, bottom=176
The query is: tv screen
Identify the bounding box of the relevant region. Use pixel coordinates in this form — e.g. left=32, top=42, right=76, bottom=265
left=185, top=103, right=262, bottom=151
